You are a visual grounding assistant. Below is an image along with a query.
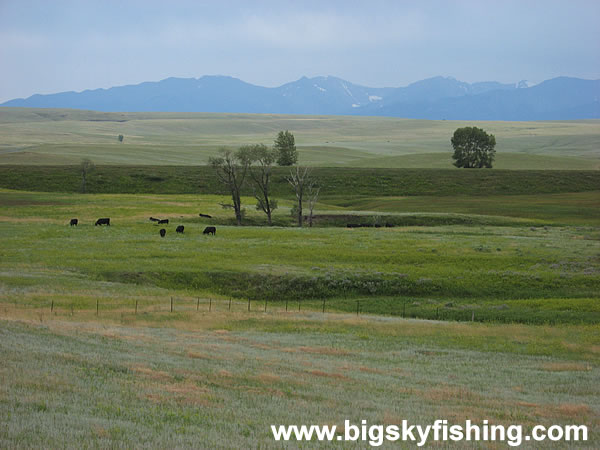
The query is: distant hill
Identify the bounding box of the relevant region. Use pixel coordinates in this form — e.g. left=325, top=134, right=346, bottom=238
left=2, top=75, right=599, bottom=120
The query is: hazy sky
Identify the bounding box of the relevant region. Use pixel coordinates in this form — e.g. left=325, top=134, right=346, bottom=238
left=1, top=0, right=599, bottom=102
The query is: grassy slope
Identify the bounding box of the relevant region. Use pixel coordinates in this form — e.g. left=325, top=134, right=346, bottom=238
left=1, top=190, right=598, bottom=325
left=1, top=108, right=599, bottom=168
left=1, top=314, right=598, bottom=448
left=0, top=166, right=598, bottom=198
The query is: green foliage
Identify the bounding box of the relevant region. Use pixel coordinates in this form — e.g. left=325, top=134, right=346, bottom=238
left=0, top=166, right=599, bottom=200
left=451, top=126, right=496, bottom=168
left=274, top=130, right=298, bottom=166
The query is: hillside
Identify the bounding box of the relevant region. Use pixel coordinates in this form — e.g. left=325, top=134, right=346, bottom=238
left=2, top=75, right=599, bottom=120
left=1, top=108, right=599, bottom=169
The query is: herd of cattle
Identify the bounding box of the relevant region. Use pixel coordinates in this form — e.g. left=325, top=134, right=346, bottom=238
left=69, top=215, right=216, bottom=237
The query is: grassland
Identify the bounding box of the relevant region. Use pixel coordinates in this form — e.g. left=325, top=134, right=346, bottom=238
left=1, top=108, right=599, bottom=447
left=1, top=108, right=599, bottom=168
left=1, top=189, right=598, bottom=326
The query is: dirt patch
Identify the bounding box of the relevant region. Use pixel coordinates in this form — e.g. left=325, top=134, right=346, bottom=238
left=130, top=365, right=173, bottom=382
left=541, top=362, right=592, bottom=372
left=298, top=346, right=351, bottom=356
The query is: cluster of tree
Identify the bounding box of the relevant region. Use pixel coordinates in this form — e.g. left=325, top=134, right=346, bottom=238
left=210, top=131, right=319, bottom=226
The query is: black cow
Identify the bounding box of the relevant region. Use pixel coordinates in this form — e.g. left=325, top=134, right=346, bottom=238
left=203, top=226, right=216, bottom=235
left=95, top=218, right=110, bottom=226
left=149, top=217, right=160, bottom=222
left=176, top=225, right=184, bottom=234
left=158, top=219, right=169, bottom=225
left=385, top=223, right=394, bottom=228
left=199, top=213, right=212, bottom=219
left=70, top=218, right=78, bottom=226
left=159, top=228, right=166, bottom=237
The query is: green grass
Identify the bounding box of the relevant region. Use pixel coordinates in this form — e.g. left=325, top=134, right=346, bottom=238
left=1, top=314, right=599, bottom=448
left=0, top=166, right=599, bottom=198
left=1, top=190, right=598, bottom=325
left=1, top=108, right=599, bottom=168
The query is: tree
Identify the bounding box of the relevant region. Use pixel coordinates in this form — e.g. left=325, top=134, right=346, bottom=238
left=243, top=144, right=278, bottom=225
left=286, top=166, right=311, bottom=227
left=274, top=130, right=298, bottom=166
left=306, top=179, right=320, bottom=228
left=451, top=127, right=496, bottom=168
left=209, top=148, right=250, bottom=225
left=118, top=134, right=124, bottom=143
left=80, top=158, right=95, bottom=193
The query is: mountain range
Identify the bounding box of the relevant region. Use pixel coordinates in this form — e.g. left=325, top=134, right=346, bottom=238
left=2, top=75, right=599, bottom=120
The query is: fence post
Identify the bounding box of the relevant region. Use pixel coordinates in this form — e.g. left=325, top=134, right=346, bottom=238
left=403, top=301, right=406, bottom=318
left=356, top=300, right=360, bottom=316
left=135, top=299, right=138, bottom=315
left=170, top=297, right=173, bottom=313
left=286, top=299, right=288, bottom=312
left=298, top=299, right=301, bottom=312
left=322, top=298, right=326, bottom=314
left=197, top=297, right=200, bottom=311
left=228, top=297, right=232, bottom=311
left=96, top=299, right=99, bottom=316
left=50, top=300, right=54, bottom=313
left=209, top=298, right=212, bottom=312
left=247, top=298, right=250, bottom=312
left=264, top=299, right=267, bottom=312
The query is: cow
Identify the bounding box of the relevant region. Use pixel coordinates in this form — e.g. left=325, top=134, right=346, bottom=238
left=176, top=225, right=184, bottom=234
left=158, top=219, right=169, bottom=225
left=385, top=223, right=394, bottom=228
left=347, top=223, right=359, bottom=228
left=203, top=226, right=216, bottom=235
left=69, top=218, right=78, bottom=226
left=199, top=213, right=212, bottom=219
left=95, top=218, right=110, bottom=226
left=159, top=228, right=166, bottom=237
left=149, top=217, right=160, bottom=222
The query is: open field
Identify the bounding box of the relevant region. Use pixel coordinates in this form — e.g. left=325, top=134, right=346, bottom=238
left=1, top=109, right=599, bottom=447
left=1, top=311, right=599, bottom=448
left=1, top=108, right=599, bottom=168
left=1, top=189, right=599, bottom=325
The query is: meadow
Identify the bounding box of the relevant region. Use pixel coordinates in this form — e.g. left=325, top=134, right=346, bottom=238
left=1, top=108, right=599, bottom=447
left=1, top=108, right=599, bottom=168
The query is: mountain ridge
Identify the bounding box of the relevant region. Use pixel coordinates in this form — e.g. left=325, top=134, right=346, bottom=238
left=2, top=75, right=599, bottom=120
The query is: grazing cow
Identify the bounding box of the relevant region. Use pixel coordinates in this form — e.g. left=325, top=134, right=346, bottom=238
left=158, top=219, right=169, bottom=225
left=385, top=223, right=394, bottom=228
left=149, top=217, right=160, bottom=222
left=95, top=218, right=110, bottom=226
left=199, top=213, right=212, bottom=219
left=203, top=226, right=216, bottom=235
left=159, top=228, right=166, bottom=237
left=176, top=225, right=184, bottom=234
left=69, top=218, right=78, bottom=226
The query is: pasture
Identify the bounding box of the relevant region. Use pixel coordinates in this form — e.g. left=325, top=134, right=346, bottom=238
left=1, top=109, right=599, bottom=447
left=1, top=108, right=599, bottom=168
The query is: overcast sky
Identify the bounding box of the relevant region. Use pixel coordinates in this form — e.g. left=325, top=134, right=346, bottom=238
left=1, top=0, right=599, bottom=102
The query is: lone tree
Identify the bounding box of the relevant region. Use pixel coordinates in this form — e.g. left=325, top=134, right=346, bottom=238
left=243, top=144, right=278, bottom=225
left=274, top=130, right=298, bottom=166
left=451, top=126, right=496, bottom=168
left=209, top=148, right=251, bottom=225
left=80, top=158, right=95, bottom=193
left=286, top=166, right=312, bottom=227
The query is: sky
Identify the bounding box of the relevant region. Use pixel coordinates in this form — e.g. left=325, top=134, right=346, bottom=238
left=0, top=0, right=599, bottom=103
